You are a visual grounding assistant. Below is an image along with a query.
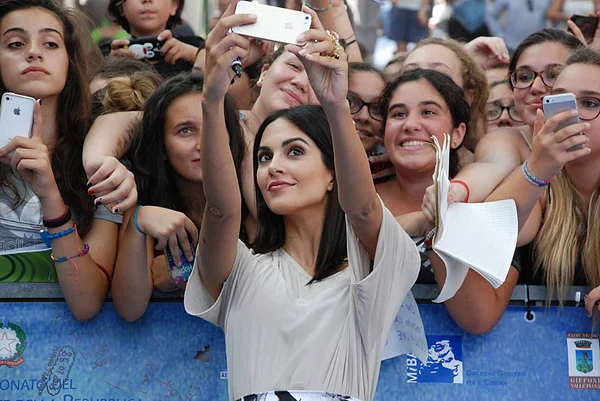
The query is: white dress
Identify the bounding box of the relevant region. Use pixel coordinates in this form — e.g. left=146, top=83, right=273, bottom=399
left=184, top=201, right=421, bottom=401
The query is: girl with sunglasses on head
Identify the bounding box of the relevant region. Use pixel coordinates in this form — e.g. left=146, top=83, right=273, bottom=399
left=184, top=1, right=420, bottom=400
left=488, top=48, right=599, bottom=318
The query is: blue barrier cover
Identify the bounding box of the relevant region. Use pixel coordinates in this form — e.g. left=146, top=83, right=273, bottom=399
left=0, top=302, right=598, bottom=400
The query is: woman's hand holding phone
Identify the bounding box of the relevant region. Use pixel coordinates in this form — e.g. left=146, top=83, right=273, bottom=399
left=202, top=0, right=254, bottom=103
left=0, top=100, right=61, bottom=203
left=528, top=109, right=591, bottom=181
left=135, top=206, right=198, bottom=268
left=86, top=156, right=137, bottom=214
left=285, top=6, right=348, bottom=109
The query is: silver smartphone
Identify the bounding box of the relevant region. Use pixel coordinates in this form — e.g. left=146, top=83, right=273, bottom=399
left=0, top=92, right=35, bottom=148
left=542, top=93, right=583, bottom=152
left=232, top=2, right=311, bottom=45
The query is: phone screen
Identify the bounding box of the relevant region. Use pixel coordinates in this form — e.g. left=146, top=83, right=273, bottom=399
left=569, top=15, right=599, bottom=44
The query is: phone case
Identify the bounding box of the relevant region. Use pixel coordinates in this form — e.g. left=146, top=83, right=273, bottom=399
left=232, top=2, right=311, bottom=45
left=125, top=37, right=163, bottom=61
left=542, top=93, right=583, bottom=152
left=0, top=92, right=35, bottom=148
left=164, top=246, right=194, bottom=285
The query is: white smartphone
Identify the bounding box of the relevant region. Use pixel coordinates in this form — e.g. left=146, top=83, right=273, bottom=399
left=542, top=93, right=583, bottom=152
left=232, top=2, right=311, bottom=45
left=0, top=92, right=35, bottom=148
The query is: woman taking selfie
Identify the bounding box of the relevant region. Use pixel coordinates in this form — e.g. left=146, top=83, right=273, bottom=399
left=185, top=2, right=420, bottom=400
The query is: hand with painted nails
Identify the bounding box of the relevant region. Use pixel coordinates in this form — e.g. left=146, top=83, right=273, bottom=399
left=0, top=101, right=61, bottom=202
left=134, top=206, right=198, bottom=268
left=86, top=156, right=137, bottom=214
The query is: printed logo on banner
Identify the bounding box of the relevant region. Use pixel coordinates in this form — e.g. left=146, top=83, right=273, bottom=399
left=407, top=335, right=463, bottom=384
left=0, top=322, right=26, bottom=367
left=567, top=332, right=600, bottom=390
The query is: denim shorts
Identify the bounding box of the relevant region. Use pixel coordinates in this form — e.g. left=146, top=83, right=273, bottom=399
left=384, top=7, right=428, bottom=43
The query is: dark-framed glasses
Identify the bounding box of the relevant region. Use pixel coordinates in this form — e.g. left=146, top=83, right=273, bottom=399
left=576, top=97, right=600, bottom=121
left=486, top=102, right=523, bottom=123
left=347, top=92, right=383, bottom=121
left=510, top=65, right=564, bottom=89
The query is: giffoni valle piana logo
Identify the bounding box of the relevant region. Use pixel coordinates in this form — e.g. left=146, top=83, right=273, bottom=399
left=0, top=322, right=26, bottom=367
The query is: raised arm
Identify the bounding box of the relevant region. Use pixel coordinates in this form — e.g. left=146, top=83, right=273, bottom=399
left=197, top=1, right=254, bottom=299
left=287, top=7, right=382, bottom=258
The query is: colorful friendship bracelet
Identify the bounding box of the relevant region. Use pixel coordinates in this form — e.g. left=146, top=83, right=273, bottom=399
left=51, top=243, right=90, bottom=263
left=50, top=226, right=88, bottom=282
left=522, top=160, right=551, bottom=187
left=133, top=205, right=146, bottom=235
left=303, top=0, right=332, bottom=12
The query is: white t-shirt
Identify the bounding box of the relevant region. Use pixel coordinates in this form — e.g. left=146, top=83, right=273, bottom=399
left=184, top=202, right=420, bottom=401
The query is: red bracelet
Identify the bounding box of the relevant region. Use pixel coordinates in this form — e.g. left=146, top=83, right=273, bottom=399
left=43, top=206, right=69, bottom=223
left=450, top=180, right=470, bottom=203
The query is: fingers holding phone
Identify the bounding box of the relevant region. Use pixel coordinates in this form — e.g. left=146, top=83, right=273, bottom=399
left=0, top=99, right=60, bottom=200
left=110, top=38, right=136, bottom=59
left=528, top=94, right=591, bottom=180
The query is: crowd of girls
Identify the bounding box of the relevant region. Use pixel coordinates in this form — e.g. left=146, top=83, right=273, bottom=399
left=1, top=0, right=599, bottom=400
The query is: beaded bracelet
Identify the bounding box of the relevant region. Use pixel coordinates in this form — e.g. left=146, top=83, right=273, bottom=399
left=522, top=160, right=552, bottom=187
left=304, top=0, right=332, bottom=12
left=133, top=205, right=146, bottom=235
left=40, top=226, right=76, bottom=247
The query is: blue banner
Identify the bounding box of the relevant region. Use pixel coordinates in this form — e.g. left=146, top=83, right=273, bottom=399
left=0, top=302, right=598, bottom=400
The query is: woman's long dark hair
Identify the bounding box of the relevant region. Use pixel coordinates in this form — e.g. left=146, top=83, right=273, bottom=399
left=379, top=68, right=470, bottom=178
left=0, top=0, right=97, bottom=235
left=132, top=73, right=246, bottom=220
left=251, top=105, right=347, bottom=283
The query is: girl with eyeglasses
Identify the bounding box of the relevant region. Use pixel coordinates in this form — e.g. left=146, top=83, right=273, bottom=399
left=488, top=48, right=599, bottom=318
left=347, top=62, right=395, bottom=182
left=419, top=29, right=584, bottom=333
left=486, top=77, right=524, bottom=131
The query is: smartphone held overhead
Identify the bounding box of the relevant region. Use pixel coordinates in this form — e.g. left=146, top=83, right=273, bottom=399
left=232, top=2, right=311, bottom=45
left=542, top=93, right=584, bottom=152
left=569, top=14, right=599, bottom=44
left=0, top=92, right=35, bottom=148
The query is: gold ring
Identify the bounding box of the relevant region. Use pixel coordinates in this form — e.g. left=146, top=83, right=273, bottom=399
left=324, top=30, right=343, bottom=60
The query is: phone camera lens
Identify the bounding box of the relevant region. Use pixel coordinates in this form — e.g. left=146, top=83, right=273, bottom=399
left=5, top=97, right=8, bottom=101
left=305, top=16, right=309, bottom=20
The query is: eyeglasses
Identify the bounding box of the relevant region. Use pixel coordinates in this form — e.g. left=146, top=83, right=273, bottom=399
left=486, top=102, right=523, bottom=123
left=510, top=65, right=564, bottom=89
left=575, top=97, right=600, bottom=121
left=347, top=92, right=383, bottom=121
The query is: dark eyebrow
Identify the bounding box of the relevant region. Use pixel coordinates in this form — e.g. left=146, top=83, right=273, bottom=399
left=173, top=120, right=194, bottom=129
left=421, top=100, right=444, bottom=108
left=282, top=137, right=309, bottom=147
left=2, top=27, right=63, bottom=39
